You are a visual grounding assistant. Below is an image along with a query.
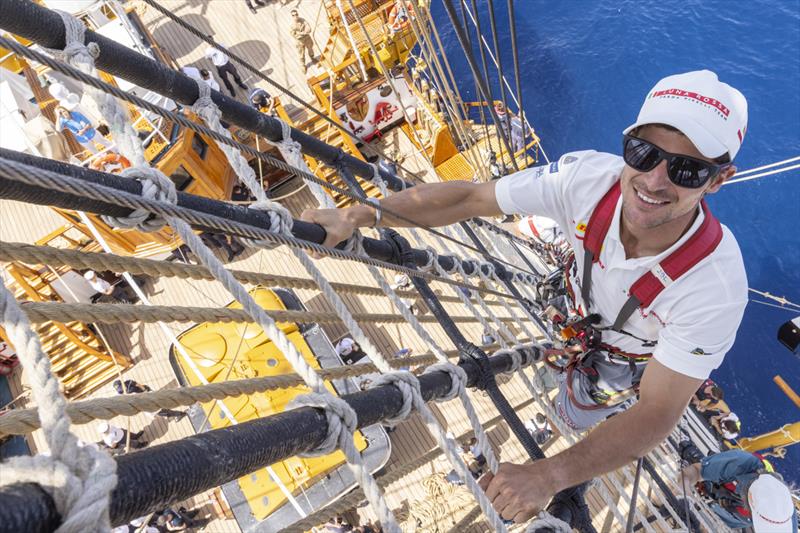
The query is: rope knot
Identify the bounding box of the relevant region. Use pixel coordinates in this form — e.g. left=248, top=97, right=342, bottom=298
left=51, top=10, right=98, bottom=66
left=244, top=200, right=294, bottom=248
left=369, top=163, right=390, bottom=197
left=524, top=510, right=573, bottom=533
left=288, top=393, right=358, bottom=457
left=420, top=247, right=438, bottom=272
left=102, top=167, right=176, bottom=232
left=190, top=80, right=220, bottom=122
left=368, top=371, right=420, bottom=427
left=424, top=362, right=467, bottom=402
left=343, top=231, right=366, bottom=256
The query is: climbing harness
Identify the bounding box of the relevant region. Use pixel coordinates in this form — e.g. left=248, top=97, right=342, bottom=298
left=544, top=181, right=724, bottom=410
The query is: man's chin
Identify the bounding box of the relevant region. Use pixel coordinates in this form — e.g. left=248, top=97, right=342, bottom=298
left=622, top=204, right=670, bottom=230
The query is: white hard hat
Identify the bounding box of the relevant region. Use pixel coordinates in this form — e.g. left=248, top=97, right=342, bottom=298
left=623, top=70, right=748, bottom=160
left=96, top=421, right=110, bottom=433
left=84, top=270, right=96, bottom=280
left=748, top=474, right=795, bottom=532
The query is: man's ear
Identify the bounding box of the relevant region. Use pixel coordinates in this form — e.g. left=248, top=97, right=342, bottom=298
left=706, top=165, right=736, bottom=194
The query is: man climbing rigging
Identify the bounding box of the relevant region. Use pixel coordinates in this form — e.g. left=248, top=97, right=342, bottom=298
left=302, top=70, right=750, bottom=522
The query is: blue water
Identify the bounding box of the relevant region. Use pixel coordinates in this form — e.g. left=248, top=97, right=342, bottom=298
left=432, top=0, right=800, bottom=482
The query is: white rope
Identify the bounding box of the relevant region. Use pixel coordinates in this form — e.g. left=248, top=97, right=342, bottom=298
left=47, top=10, right=146, bottom=167
left=0, top=12, right=121, bottom=532
left=185, top=90, right=401, bottom=527
left=264, top=116, right=334, bottom=207
left=724, top=162, right=800, bottom=185
left=0, top=283, right=118, bottom=533
left=368, top=371, right=509, bottom=532
left=191, top=80, right=276, bottom=206
left=731, top=155, right=800, bottom=176
left=287, top=393, right=396, bottom=523
left=524, top=511, right=573, bottom=533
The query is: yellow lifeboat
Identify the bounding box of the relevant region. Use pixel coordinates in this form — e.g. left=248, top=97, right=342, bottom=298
left=169, top=287, right=391, bottom=529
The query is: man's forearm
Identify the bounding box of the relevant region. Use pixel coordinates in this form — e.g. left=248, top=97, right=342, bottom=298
left=345, top=181, right=501, bottom=229
left=543, top=402, right=678, bottom=493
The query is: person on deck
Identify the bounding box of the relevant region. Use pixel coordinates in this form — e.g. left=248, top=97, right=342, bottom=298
left=55, top=106, right=112, bottom=155
left=301, top=70, right=750, bottom=522
left=244, top=0, right=266, bottom=15
left=199, top=68, right=220, bottom=92
left=112, top=379, right=188, bottom=422
left=681, top=448, right=797, bottom=531
left=692, top=378, right=726, bottom=413
left=205, top=46, right=248, bottom=97
left=290, top=9, right=315, bottom=71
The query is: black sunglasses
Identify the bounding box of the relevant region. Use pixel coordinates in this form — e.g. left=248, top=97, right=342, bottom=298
left=622, top=134, right=729, bottom=189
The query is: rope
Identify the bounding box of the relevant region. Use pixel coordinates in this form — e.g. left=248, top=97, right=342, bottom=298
left=525, top=511, right=573, bottom=533
left=368, top=371, right=509, bottom=532
left=138, top=0, right=422, bottom=182
left=0, top=35, right=538, bottom=273
left=0, top=12, right=119, bottom=532
left=0, top=156, right=525, bottom=301
left=0, top=353, right=449, bottom=436
left=724, top=162, right=800, bottom=184
left=0, top=241, right=506, bottom=307
left=0, top=281, right=118, bottom=533
left=262, top=117, right=332, bottom=207
left=19, top=300, right=520, bottom=326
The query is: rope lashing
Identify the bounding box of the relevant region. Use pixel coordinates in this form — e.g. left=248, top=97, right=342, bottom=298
left=101, top=167, right=175, bottom=232
left=264, top=117, right=333, bottom=207
left=288, top=393, right=359, bottom=456
left=47, top=10, right=145, bottom=167
left=525, top=511, right=573, bottom=533
left=424, top=362, right=467, bottom=402
left=370, top=162, right=390, bottom=198
left=0, top=269, right=117, bottom=533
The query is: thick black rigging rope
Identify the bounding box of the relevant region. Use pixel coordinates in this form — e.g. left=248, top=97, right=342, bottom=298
left=440, top=0, right=520, bottom=172
left=466, top=0, right=509, bottom=150
left=485, top=0, right=514, bottom=144
left=140, top=0, right=421, bottom=180
left=0, top=35, right=540, bottom=279
left=505, top=0, right=529, bottom=167
left=457, top=0, right=494, bottom=155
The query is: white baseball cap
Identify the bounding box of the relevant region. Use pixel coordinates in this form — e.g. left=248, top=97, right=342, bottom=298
left=748, top=474, right=795, bottom=532
left=623, top=70, right=748, bottom=160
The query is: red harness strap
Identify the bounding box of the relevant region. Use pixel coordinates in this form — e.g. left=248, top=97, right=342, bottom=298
left=580, top=182, right=724, bottom=331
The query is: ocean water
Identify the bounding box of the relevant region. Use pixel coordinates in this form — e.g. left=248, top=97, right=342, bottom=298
left=432, top=0, right=800, bottom=482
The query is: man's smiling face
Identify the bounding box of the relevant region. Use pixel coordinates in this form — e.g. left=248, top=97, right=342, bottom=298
left=620, top=124, right=731, bottom=231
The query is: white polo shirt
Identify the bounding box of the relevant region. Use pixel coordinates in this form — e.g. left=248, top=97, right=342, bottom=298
left=495, top=150, right=748, bottom=379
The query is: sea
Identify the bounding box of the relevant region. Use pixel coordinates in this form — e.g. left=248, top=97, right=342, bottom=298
left=432, top=0, right=800, bottom=483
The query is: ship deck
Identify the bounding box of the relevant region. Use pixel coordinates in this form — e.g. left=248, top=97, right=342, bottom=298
left=0, top=1, right=690, bottom=531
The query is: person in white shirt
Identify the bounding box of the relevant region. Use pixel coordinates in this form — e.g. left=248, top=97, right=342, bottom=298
left=84, top=270, right=113, bottom=296
left=199, top=69, right=220, bottom=92
left=301, top=70, right=749, bottom=522
left=204, top=47, right=247, bottom=96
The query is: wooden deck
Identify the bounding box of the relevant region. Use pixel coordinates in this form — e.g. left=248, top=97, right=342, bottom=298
left=0, top=1, right=701, bottom=532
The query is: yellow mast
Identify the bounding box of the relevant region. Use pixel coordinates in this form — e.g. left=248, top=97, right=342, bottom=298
left=738, top=375, right=800, bottom=453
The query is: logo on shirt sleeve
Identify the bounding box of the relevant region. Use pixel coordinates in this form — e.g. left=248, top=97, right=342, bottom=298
left=690, top=347, right=712, bottom=356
